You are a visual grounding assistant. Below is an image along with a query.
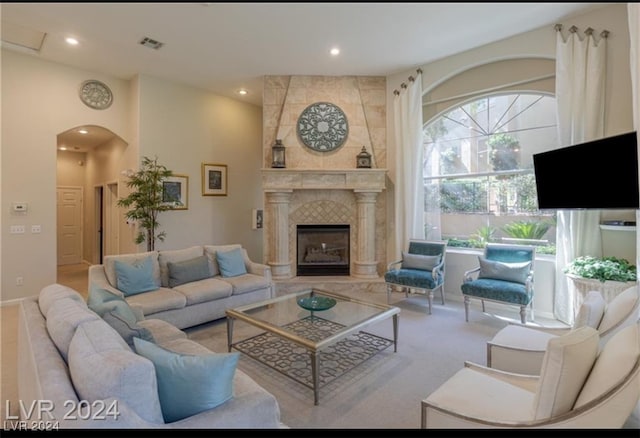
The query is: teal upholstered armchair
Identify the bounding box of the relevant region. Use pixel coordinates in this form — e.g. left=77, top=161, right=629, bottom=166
left=461, top=243, right=536, bottom=324
left=384, top=240, right=447, bottom=314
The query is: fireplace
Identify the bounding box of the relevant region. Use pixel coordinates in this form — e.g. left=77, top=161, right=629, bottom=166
left=262, top=168, right=387, bottom=279
left=296, top=224, right=350, bottom=276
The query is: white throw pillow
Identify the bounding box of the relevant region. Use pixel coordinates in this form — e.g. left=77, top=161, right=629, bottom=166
left=531, top=326, right=599, bottom=420
left=598, top=285, right=639, bottom=333
left=574, top=322, right=639, bottom=408
left=574, top=291, right=606, bottom=329
left=401, top=252, right=441, bottom=271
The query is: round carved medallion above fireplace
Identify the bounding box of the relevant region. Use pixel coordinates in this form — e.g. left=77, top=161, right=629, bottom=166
left=297, top=102, right=349, bottom=152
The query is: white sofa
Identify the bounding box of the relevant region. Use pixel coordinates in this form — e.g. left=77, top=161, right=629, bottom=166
left=17, top=283, right=283, bottom=428
left=88, top=244, right=273, bottom=330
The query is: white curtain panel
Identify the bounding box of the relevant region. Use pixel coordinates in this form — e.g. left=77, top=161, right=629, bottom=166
left=393, top=72, right=425, bottom=258
left=554, top=27, right=606, bottom=325
left=629, top=3, right=640, bottom=275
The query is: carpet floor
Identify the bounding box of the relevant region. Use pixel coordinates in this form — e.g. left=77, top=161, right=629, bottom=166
left=186, top=290, right=512, bottom=429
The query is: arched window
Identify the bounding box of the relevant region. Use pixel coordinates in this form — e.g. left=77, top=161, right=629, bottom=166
left=423, top=93, right=557, bottom=254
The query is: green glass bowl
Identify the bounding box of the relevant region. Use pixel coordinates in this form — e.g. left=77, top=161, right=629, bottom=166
left=297, top=296, right=337, bottom=311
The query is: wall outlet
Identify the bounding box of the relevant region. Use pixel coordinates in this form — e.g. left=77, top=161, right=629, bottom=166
left=31, top=225, right=41, bottom=233
left=16, top=277, right=23, bottom=286
left=10, top=225, right=25, bottom=234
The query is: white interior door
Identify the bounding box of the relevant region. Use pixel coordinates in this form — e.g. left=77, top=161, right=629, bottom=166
left=57, top=186, right=83, bottom=265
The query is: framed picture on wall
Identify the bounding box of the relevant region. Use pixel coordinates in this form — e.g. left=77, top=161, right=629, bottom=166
left=202, top=163, right=228, bottom=196
left=162, top=174, right=189, bottom=210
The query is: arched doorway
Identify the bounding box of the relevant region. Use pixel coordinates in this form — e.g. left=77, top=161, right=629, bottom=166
left=56, top=125, right=128, bottom=275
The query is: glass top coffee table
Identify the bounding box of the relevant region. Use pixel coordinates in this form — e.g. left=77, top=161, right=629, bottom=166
left=226, top=288, right=400, bottom=405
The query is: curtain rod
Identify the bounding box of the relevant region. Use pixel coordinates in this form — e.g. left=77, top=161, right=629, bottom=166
left=393, top=68, right=423, bottom=95
left=554, top=23, right=610, bottom=38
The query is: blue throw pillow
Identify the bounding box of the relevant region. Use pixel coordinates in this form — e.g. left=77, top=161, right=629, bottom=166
left=87, top=286, right=126, bottom=309
left=114, top=256, right=158, bottom=296
left=102, top=302, right=156, bottom=348
left=133, top=338, right=239, bottom=423
left=167, top=255, right=212, bottom=288
left=88, top=289, right=153, bottom=346
left=91, top=299, right=139, bottom=325
left=478, top=256, right=531, bottom=284
left=216, top=248, right=247, bottom=278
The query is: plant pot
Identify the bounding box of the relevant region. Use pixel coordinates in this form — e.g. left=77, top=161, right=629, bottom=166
left=566, top=273, right=637, bottom=311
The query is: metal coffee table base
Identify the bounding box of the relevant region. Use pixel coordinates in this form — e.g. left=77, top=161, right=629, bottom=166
left=227, top=314, right=398, bottom=405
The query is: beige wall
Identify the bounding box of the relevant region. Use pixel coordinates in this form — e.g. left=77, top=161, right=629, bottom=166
left=56, top=151, right=87, bottom=187
left=1, top=52, right=263, bottom=302
left=1, top=50, right=133, bottom=302
left=136, top=75, right=264, bottom=258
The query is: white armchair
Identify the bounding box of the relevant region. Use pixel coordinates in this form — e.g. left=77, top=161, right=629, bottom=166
left=486, top=285, right=639, bottom=375
left=421, top=322, right=640, bottom=429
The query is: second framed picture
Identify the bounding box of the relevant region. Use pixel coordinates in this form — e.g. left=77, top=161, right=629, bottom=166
left=162, top=174, right=189, bottom=210
left=202, top=163, right=228, bottom=196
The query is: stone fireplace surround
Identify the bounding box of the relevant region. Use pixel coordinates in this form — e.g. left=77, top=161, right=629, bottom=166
left=262, top=168, right=387, bottom=280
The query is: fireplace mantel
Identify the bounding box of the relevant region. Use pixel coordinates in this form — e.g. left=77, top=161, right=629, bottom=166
left=262, top=168, right=387, bottom=191
left=262, top=168, right=387, bottom=280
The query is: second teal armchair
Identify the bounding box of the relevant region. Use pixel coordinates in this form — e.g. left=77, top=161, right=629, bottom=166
left=461, top=243, right=536, bottom=324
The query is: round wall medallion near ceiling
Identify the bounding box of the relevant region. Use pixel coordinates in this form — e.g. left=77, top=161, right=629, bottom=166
left=297, top=102, right=348, bottom=152
left=79, top=79, right=113, bottom=110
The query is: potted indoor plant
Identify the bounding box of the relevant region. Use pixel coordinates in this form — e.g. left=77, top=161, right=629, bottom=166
left=117, top=156, right=174, bottom=251
left=564, top=255, right=637, bottom=303
left=564, top=255, right=637, bottom=283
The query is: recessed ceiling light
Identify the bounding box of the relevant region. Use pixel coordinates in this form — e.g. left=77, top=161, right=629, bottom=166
left=330, top=47, right=340, bottom=56
left=59, top=146, right=67, bottom=151
left=78, top=129, right=88, bottom=134
left=237, top=89, right=248, bottom=95
left=65, top=37, right=79, bottom=45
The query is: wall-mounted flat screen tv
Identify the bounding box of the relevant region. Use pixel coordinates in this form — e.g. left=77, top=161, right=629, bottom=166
left=533, top=131, right=639, bottom=210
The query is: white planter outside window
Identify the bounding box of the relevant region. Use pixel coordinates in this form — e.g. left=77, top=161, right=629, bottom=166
left=566, top=273, right=637, bottom=314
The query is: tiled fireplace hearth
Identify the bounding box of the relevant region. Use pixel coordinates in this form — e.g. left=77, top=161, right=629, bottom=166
left=262, top=169, right=387, bottom=280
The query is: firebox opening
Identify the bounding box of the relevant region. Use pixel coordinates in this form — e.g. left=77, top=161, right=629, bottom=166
left=296, top=224, right=350, bottom=276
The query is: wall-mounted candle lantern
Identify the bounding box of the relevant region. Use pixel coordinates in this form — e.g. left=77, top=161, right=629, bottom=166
left=356, top=146, right=372, bottom=168
left=271, top=139, right=286, bottom=168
